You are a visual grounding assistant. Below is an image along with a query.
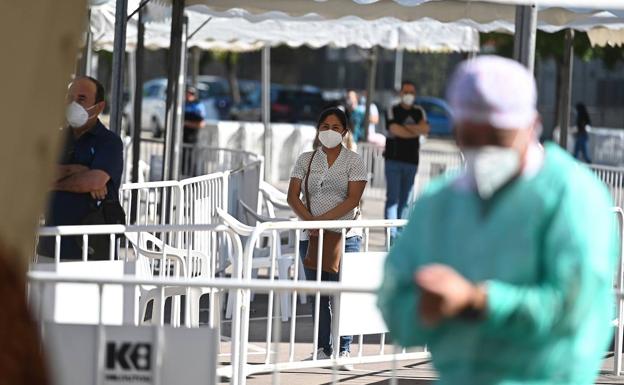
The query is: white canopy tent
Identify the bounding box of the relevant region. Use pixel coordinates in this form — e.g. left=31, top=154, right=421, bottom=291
left=182, top=0, right=624, bottom=22
left=589, top=28, right=624, bottom=46
left=101, top=0, right=624, bottom=183
left=90, top=2, right=480, bottom=52
left=92, top=0, right=481, bottom=183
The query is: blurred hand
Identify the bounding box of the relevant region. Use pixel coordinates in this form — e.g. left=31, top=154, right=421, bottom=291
left=414, top=264, right=485, bottom=326
left=307, top=229, right=319, bottom=237
left=90, top=186, right=108, bottom=201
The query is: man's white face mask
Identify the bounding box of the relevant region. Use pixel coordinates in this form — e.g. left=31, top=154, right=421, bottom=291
left=463, top=146, right=521, bottom=200
left=66, top=101, right=97, bottom=128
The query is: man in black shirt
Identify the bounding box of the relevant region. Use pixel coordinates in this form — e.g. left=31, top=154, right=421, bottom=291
left=384, top=81, right=430, bottom=239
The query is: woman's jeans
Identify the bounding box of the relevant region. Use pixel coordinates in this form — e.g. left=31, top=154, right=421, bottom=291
left=574, top=133, right=592, bottom=163
left=299, top=235, right=361, bottom=355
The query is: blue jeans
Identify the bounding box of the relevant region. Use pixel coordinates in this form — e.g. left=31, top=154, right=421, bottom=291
left=299, top=235, right=361, bottom=355
left=574, top=134, right=592, bottom=163
left=384, top=159, right=418, bottom=237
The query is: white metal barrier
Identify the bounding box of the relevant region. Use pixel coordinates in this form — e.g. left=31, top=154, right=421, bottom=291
left=32, top=219, right=423, bottom=385
left=592, top=164, right=624, bottom=208
left=412, top=148, right=464, bottom=200
left=613, top=207, right=624, bottom=376
left=34, top=224, right=243, bottom=328
left=29, top=208, right=624, bottom=384
left=357, top=142, right=464, bottom=202
left=28, top=273, right=419, bottom=385
left=357, top=143, right=386, bottom=200
left=132, top=138, right=263, bottom=182
left=235, top=219, right=429, bottom=384
left=121, top=151, right=262, bottom=228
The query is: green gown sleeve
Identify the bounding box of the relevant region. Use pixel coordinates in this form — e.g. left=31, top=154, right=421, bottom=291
left=484, top=182, right=617, bottom=340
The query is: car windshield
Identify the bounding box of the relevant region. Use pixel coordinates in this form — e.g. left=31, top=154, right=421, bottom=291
left=198, top=81, right=229, bottom=99
left=143, top=83, right=163, bottom=98
left=419, top=101, right=448, bottom=117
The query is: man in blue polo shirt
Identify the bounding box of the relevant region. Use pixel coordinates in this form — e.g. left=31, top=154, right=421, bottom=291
left=38, top=76, right=124, bottom=260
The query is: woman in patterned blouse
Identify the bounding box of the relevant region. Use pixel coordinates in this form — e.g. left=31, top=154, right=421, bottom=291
left=287, top=107, right=368, bottom=369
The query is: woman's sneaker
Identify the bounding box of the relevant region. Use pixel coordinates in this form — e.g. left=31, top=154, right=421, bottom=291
left=304, top=348, right=330, bottom=361
left=338, top=351, right=354, bottom=371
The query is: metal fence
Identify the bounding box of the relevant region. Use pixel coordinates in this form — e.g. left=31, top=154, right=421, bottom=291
left=357, top=143, right=464, bottom=201
left=28, top=207, right=624, bottom=384
left=591, top=164, right=624, bottom=208
left=133, top=138, right=263, bottom=182
left=31, top=219, right=421, bottom=385
left=233, top=218, right=429, bottom=383
left=121, top=145, right=262, bottom=226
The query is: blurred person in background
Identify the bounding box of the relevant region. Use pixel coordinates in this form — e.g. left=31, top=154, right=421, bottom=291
left=378, top=56, right=617, bottom=385
left=182, top=86, right=207, bottom=174
left=38, top=76, right=124, bottom=261
left=574, top=103, right=592, bottom=163
left=383, top=80, right=430, bottom=241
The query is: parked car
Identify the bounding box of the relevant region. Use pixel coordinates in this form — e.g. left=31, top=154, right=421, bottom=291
left=197, top=75, right=232, bottom=119
left=229, top=83, right=325, bottom=124
left=123, top=76, right=226, bottom=138
left=415, top=96, right=454, bottom=137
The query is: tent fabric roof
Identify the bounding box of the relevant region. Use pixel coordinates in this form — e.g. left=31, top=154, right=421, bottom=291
left=91, top=0, right=624, bottom=51
left=182, top=0, right=624, bottom=24
left=90, top=1, right=480, bottom=52
left=587, top=28, right=624, bottom=46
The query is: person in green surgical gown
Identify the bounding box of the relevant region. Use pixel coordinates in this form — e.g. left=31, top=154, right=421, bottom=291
left=377, top=55, right=618, bottom=385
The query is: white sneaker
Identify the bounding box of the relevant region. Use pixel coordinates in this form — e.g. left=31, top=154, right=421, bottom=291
left=338, top=351, right=354, bottom=371
left=304, top=348, right=330, bottom=361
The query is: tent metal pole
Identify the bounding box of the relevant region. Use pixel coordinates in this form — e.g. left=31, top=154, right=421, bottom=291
left=130, top=5, right=146, bottom=223
left=261, top=45, right=271, bottom=182
left=80, top=9, right=94, bottom=77
left=559, top=29, right=574, bottom=149
left=162, top=0, right=186, bottom=182
left=110, top=0, right=128, bottom=135
left=172, top=16, right=189, bottom=181
left=191, top=47, right=200, bottom=88
left=363, top=47, right=378, bottom=134
left=393, top=49, right=404, bottom=92
left=513, top=4, right=537, bottom=73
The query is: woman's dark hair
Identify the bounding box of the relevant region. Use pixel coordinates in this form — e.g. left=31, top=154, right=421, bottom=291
left=576, top=103, right=591, bottom=126
left=316, top=106, right=349, bottom=132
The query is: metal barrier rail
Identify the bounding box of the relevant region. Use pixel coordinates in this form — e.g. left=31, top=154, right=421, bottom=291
left=34, top=219, right=414, bottom=385
left=613, top=207, right=624, bottom=376
left=591, top=164, right=624, bottom=208
left=27, top=273, right=423, bottom=385
left=30, top=208, right=624, bottom=384
left=235, top=219, right=420, bottom=384
left=34, top=223, right=243, bottom=326
left=134, top=138, right=263, bottom=181
left=357, top=143, right=464, bottom=201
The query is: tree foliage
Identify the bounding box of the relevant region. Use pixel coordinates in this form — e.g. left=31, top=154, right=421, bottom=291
left=480, top=30, right=624, bottom=69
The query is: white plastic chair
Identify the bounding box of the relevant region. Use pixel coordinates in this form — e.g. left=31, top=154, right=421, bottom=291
left=238, top=199, right=307, bottom=299
left=125, top=231, right=216, bottom=327
left=217, top=208, right=302, bottom=322
left=259, top=181, right=291, bottom=217
left=259, top=181, right=299, bottom=254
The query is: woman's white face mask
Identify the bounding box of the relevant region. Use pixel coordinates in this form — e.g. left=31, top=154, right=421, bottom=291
left=318, top=129, right=344, bottom=148
left=463, top=146, right=521, bottom=200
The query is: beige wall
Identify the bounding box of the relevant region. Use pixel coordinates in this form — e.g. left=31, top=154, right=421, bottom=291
left=0, top=1, right=86, bottom=271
